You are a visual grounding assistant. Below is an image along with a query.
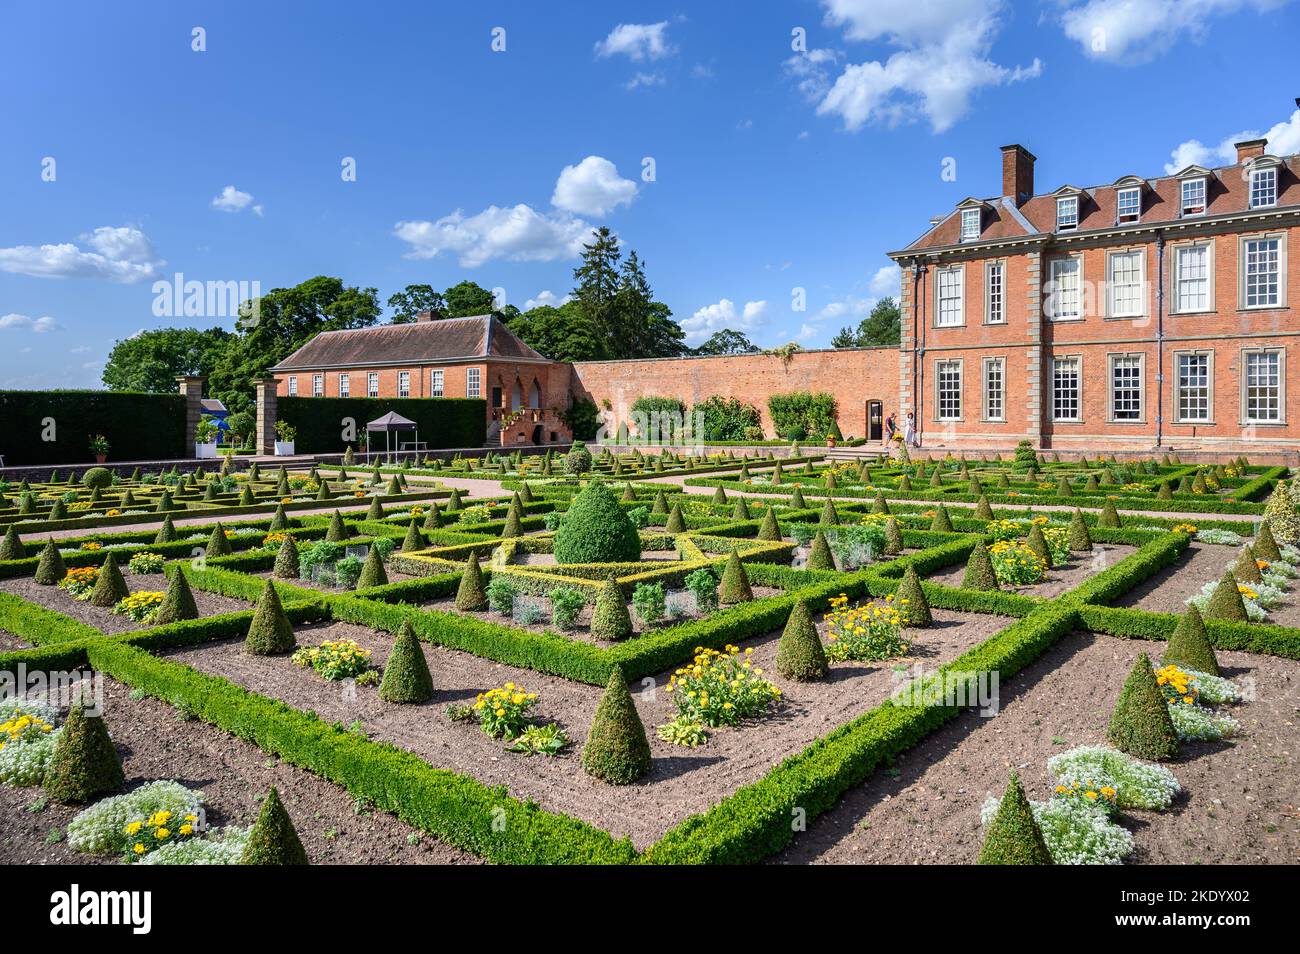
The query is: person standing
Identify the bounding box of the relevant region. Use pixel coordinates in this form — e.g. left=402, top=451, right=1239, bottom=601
left=904, top=411, right=918, bottom=448
left=884, top=412, right=897, bottom=446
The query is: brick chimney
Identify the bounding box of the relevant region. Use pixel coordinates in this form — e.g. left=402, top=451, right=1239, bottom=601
left=415, top=310, right=435, bottom=322
left=1234, top=138, right=1267, bottom=164
left=1001, top=144, right=1036, bottom=205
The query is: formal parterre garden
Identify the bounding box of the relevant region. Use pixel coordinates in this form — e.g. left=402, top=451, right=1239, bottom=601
left=1, top=439, right=1297, bottom=865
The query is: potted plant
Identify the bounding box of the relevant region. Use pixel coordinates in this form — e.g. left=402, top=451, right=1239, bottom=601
left=194, top=419, right=219, bottom=459
left=88, top=434, right=110, bottom=463
left=274, top=420, right=297, bottom=457
left=825, top=420, right=843, bottom=448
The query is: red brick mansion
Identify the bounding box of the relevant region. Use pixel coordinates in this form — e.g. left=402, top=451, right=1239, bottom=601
left=890, top=137, right=1300, bottom=455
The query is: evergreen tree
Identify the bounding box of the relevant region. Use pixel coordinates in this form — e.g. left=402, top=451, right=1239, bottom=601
left=1107, top=653, right=1179, bottom=760
left=454, top=552, right=488, bottom=611
left=581, top=668, right=651, bottom=784
left=273, top=536, right=300, bottom=579
left=977, top=771, right=1053, bottom=865
left=591, top=576, right=633, bottom=641
left=962, top=543, right=999, bottom=591
left=378, top=620, right=434, bottom=704
left=895, top=566, right=931, bottom=626
left=775, top=601, right=828, bottom=681
left=1163, top=604, right=1219, bottom=676
left=240, top=786, right=309, bottom=865
left=44, top=695, right=124, bottom=804
left=153, top=565, right=199, bottom=624
left=356, top=544, right=389, bottom=589
left=245, top=580, right=296, bottom=655
left=806, top=531, right=836, bottom=571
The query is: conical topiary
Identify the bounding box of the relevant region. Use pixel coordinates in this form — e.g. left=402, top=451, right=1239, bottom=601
left=1233, top=545, right=1262, bottom=584
left=818, top=498, right=839, bottom=526
left=1067, top=509, right=1092, bottom=551
left=872, top=491, right=890, bottom=515
left=378, top=620, right=433, bottom=704
left=712, top=485, right=728, bottom=505
left=962, top=542, right=999, bottom=591
left=325, top=510, right=349, bottom=542
left=977, top=771, right=1053, bottom=866
left=621, top=484, right=637, bottom=504
left=44, top=695, right=124, bottom=804
left=273, top=536, right=300, bottom=579
left=731, top=498, right=750, bottom=521
left=929, top=506, right=953, bottom=533
left=883, top=517, right=903, bottom=555
left=88, top=553, right=129, bottom=608
left=788, top=486, right=806, bottom=510
left=356, top=544, right=389, bottom=589
left=1107, top=652, right=1179, bottom=760
left=239, top=786, right=309, bottom=865
left=895, top=566, right=931, bottom=626
left=775, top=600, right=828, bottom=681
left=0, top=524, right=26, bottom=561
left=502, top=499, right=525, bottom=538
left=366, top=497, right=385, bottom=521
left=1097, top=498, right=1121, bottom=528
left=401, top=520, right=424, bottom=552
left=718, top=549, right=753, bottom=604
left=1204, top=569, right=1248, bottom=621
left=806, top=530, right=836, bottom=571
left=974, top=495, right=994, bottom=521
left=757, top=506, right=781, bottom=542
left=268, top=504, right=289, bottom=532
left=591, top=576, right=633, bottom=641
left=665, top=501, right=686, bottom=534
left=651, top=488, right=668, bottom=515
left=1163, top=604, right=1219, bottom=676
left=455, top=552, right=488, bottom=611
left=154, top=515, right=177, bottom=544
left=153, top=565, right=199, bottom=624
left=205, top=523, right=233, bottom=559
left=581, top=668, right=651, bottom=785
left=1026, top=523, right=1052, bottom=567
left=1254, top=522, right=1282, bottom=562
left=244, top=580, right=296, bottom=655
left=422, top=502, right=443, bottom=531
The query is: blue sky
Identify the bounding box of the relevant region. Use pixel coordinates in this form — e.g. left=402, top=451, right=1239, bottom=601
left=3, top=0, right=1299, bottom=388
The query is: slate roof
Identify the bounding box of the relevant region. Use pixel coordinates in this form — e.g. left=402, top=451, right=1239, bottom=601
left=270, top=314, right=550, bottom=371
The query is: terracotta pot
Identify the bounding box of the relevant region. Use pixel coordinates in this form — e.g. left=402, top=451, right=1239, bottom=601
left=825, top=438, right=837, bottom=448
left=94, top=454, right=106, bottom=463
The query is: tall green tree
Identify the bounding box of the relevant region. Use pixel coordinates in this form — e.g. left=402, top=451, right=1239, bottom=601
left=209, top=276, right=380, bottom=413
left=831, top=297, right=900, bottom=348
left=506, top=302, right=606, bottom=362
left=570, top=228, right=684, bottom=360
left=102, top=327, right=232, bottom=393
left=443, top=280, right=497, bottom=318
left=387, top=284, right=446, bottom=322
left=572, top=227, right=624, bottom=354
left=693, top=329, right=759, bottom=355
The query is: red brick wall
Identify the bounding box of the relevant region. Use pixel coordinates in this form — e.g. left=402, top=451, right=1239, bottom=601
left=273, top=360, right=569, bottom=408
left=570, top=348, right=900, bottom=440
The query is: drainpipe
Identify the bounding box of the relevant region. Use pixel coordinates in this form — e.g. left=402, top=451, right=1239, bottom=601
left=915, top=261, right=928, bottom=447
left=1155, top=231, right=1165, bottom=449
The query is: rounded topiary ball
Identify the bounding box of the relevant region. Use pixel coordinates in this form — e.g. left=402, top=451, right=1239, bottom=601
left=564, top=441, right=594, bottom=476
left=80, top=467, right=112, bottom=490
left=553, top=481, right=640, bottom=565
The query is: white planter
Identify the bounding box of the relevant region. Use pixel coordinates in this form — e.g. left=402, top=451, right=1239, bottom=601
left=274, top=441, right=295, bottom=456
left=194, top=442, right=218, bottom=459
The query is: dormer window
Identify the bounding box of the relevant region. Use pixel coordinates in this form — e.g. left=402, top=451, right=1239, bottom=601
left=960, top=208, right=981, bottom=242
left=1181, top=177, right=1207, bottom=216
left=1116, top=187, right=1141, bottom=223
left=1056, top=196, right=1078, bottom=232
left=1250, top=167, right=1278, bottom=209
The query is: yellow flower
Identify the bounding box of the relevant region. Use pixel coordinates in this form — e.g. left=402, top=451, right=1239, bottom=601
left=133, top=843, right=145, bottom=855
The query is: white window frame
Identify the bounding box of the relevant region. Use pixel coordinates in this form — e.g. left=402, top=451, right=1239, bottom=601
left=1171, top=240, right=1214, bottom=314
left=1116, top=187, right=1141, bottom=224
left=367, top=372, right=379, bottom=398
left=934, top=265, right=965, bottom=327
left=1181, top=177, right=1207, bottom=216
left=466, top=367, right=481, bottom=399
left=1249, top=167, right=1278, bottom=209
left=1173, top=350, right=1214, bottom=424
left=935, top=359, right=963, bottom=422
left=1051, top=356, right=1082, bottom=423
left=1056, top=195, right=1078, bottom=232
left=982, top=356, right=1005, bottom=422
left=1108, top=352, right=1145, bottom=423
left=1046, top=255, right=1083, bottom=321
left=960, top=208, right=981, bottom=242
left=397, top=370, right=411, bottom=398
left=430, top=369, right=445, bottom=397
left=984, top=260, right=1006, bottom=325
left=312, top=373, right=323, bottom=397
left=1106, top=248, right=1145, bottom=319
left=338, top=373, right=350, bottom=398
left=287, top=375, right=298, bottom=396
left=1242, top=348, right=1285, bottom=425
left=1239, top=233, right=1287, bottom=310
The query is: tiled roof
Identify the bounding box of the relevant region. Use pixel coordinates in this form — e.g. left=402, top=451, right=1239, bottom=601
left=899, top=154, right=1300, bottom=254
left=270, top=314, right=550, bottom=370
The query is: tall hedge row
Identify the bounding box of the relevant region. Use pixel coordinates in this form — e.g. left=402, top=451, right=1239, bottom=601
left=0, top=391, right=186, bottom=465
left=277, top=396, right=486, bottom=452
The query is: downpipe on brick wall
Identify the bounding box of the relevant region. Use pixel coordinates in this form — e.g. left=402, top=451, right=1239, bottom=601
left=1155, top=230, right=1165, bottom=449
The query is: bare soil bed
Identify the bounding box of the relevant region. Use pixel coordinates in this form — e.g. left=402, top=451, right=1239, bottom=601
left=253, top=568, right=422, bottom=595
left=925, top=544, right=1136, bottom=599
left=161, top=608, right=1013, bottom=849
left=0, top=628, right=32, bottom=652
left=412, top=586, right=785, bottom=643
left=0, top=676, right=478, bottom=865
left=0, top=575, right=250, bottom=635
left=772, top=631, right=1299, bottom=865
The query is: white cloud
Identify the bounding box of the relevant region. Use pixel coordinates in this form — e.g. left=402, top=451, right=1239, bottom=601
left=0, top=313, right=59, bottom=333
left=595, top=22, right=675, bottom=61
left=624, top=71, right=666, bottom=90
left=552, top=156, right=639, bottom=216
left=792, top=0, right=1042, bottom=133
left=681, top=298, right=768, bottom=345
left=211, top=185, right=263, bottom=216
left=394, top=205, right=596, bottom=268
left=814, top=294, right=876, bottom=324
left=524, top=290, right=572, bottom=310
left=1164, top=109, right=1300, bottom=174
left=1060, top=0, right=1289, bottom=65
left=0, top=226, right=163, bottom=283
left=869, top=263, right=902, bottom=297
left=70, top=344, right=91, bottom=353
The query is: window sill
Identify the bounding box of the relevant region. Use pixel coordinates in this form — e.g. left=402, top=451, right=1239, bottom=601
left=1050, top=419, right=1084, bottom=425
left=1240, top=420, right=1287, bottom=427
left=1236, top=305, right=1289, bottom=313
left=1047, top=316, right=1084, bottom=323
left=1169, top=309, right=1216, bottom=317
left=1105, top=314, right=1148, bottom=321
left=1170, top=419, right=1215, bottom=426
left=1106, top=418, right=1147, bottom=425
